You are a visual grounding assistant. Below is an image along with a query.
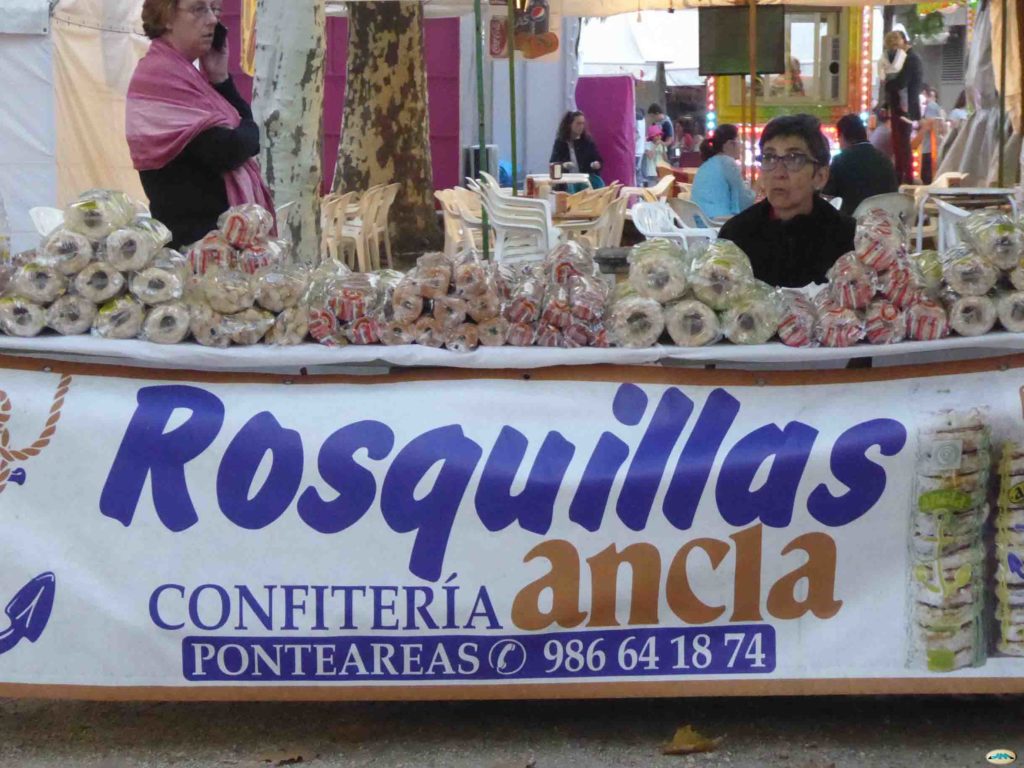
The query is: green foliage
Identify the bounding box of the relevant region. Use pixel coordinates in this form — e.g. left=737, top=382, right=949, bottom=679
left=899, top=10, right=947, bottom=42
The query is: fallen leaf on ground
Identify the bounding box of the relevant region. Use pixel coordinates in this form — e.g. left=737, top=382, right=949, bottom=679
left=258, top=747, right=317, bottom=766
left=662, top=725, right=722, bottom=755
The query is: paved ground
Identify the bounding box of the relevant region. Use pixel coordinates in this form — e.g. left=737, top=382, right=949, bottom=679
left=0, top=695, right=1021, bottom=767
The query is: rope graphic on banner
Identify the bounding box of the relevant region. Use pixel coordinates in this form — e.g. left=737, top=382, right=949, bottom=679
left=0, top=375, right=73, bottom=495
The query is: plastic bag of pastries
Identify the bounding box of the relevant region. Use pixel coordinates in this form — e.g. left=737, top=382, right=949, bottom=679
left=540, top=284, right=573, bottom=330
left=187, top=301, right=231, bottom=348
left=664, top=298, right=721, bottom=347
left=92, top=295, right=145, bottom=340
left=129, top=215, right=173, bottom=250
left=826, top=252, right=876, bottom=310
left=200, top=265, right=255, bottom=315
left=864, top=299, right=906, bottom=345
left=816, top=305, right=866, bottom=348
left=255, top=262, right=310, bottom=313
left=104, top=226, right=159, bottom=273
left=505, top=265, right=546, bottom=324
left=506, top=320, right=537, bottom=347
left=535, top=323, right=565, bottom=348
left=776, top=290, right=818, bottom=348
left=433, top=296, right=468, bottom=330
left=908, top=250, right=943, bottom=294
left=266, top=306, right=309, bottom=346
left=958, top=210, right=1023, bottom=270
left=546, top=240, right=595, bottom=285
left=942, top=245, right=999, bottom=297
left=567, top=274, right=609, bottom=324
left=722, top=281, right=784, bottom=345
left=945, top=292, right=997, bottom=337
left=224, top=307, right=275, bottom=346
left=477, top=316, right=509, bottom=347
left=46, top=294, right=97, bottom=336
left=878, top=258, right=925, bottom=310
left=131, top=251, right=189, bottom=305
left=413, top=316, right=445, bottom=348
left=627, top=238, right=689, bottom=303
left=12, top=261, right=67, bottom=305
left=452, top=251, right=490, bottom=298
left=39, top=229, right=93, bottom=276
left=187, top=232, right=236, bottom=275
left=0, top=297, right=45, bottom=337
left=74, top=260, right=125, bottom=304
left=413, top=252, right=453, bottom=299
left=217, top=203, right=275, bottom=249
left=64, top=189, right=136, bottom=242
left=142, top=302, right=191, bottom=344
left=236, top=239, right=290, bottom=275
left=904, top=296, right=950, bottom=341
left=998, top=291, right=1024, bottom=332
left=606, top=287, right=665, bottom=348
left=445, top=322, right=480, bottom=353
left=688, top=239, right=754, bottom=311
left=854, top=209, right=907, bottom=272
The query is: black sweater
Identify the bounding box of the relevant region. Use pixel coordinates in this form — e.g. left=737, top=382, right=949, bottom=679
left=717, top=197, right=856, bottom=287
left=139, top=76, right=260, bottom=249
left=822, top=142, right=899, bottom=216
left=550, top=136, right=603, bottom=175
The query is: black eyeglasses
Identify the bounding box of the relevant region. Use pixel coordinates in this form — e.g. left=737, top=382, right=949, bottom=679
left=757, top=152, right=817, bottom=172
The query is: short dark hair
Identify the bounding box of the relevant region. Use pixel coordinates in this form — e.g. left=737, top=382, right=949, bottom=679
left=836, top=114, right=868, bottom=144
left=759, top=114, right=831, bottom=166
left=647, top=103, right=664, bottom=116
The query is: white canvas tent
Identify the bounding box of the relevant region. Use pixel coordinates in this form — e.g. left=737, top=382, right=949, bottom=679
left=0, top=0, right=147, bottom=252
left=578, top=11, right=702, bottom=87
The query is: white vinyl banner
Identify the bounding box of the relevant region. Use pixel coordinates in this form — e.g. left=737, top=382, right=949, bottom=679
left=0, top=355, right=1023, bottom=699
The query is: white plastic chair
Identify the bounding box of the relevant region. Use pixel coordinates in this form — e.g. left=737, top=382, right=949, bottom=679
left=29, top=207, right=64, bottom=237
left=633, top=201, right=717, bottom=248
left=275, top=201, right=296, bottom=238
left=341, top=185, right=384, bottom=272
left=934, top=198, right=971, bottom=252
left=470, top=177, right=560, bottom=253
left=373, top=183, right=400, bottom=268
left=852, top=192, right=917, bottom=228
left=573, top=197, right=628, bottom=250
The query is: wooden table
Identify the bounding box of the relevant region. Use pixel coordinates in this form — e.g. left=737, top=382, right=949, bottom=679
left=527, top=173, right=592, bottom=198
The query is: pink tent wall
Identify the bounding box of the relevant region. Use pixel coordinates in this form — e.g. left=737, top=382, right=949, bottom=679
left=575, top=76, right=637, bottom=186
left=219, top=2, right=460, bottom=194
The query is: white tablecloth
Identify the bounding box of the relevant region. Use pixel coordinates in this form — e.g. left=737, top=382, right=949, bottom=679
left=0, top=333, right=1021, bottom=372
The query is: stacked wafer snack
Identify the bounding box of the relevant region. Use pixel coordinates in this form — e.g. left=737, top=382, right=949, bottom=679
left=909, top=409, right=990, bottom=672
left=996, top=442, right=1024, bottom=656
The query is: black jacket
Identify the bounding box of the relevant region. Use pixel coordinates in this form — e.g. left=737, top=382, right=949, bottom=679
left=550, top=136, right=603, bottom=174
left=718, top=197, right=856, bottom=287
left=887, top=48, right=924, bottom=121
left=823, top=142, right=899, bottom=216
left=139, top=76, right=260, bottom=249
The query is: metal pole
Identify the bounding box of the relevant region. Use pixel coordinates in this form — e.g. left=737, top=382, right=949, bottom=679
left=507, top=0, right=519, bottom=195
left=749, top=0, right=758, bottom=188
left=473, top=0, right=490, bottom=258
left=999, top=0, right=1008, bottom=187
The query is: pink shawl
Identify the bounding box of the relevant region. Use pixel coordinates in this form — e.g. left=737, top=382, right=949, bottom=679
left=126, top=39, right=276, bottom=219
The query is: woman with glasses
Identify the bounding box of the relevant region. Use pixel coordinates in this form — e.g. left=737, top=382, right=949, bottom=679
left=717, top=114, right=855, bottom=288
left=690, top=124, right=755, bottom=219
left=126, top=0, right=274, bottom=249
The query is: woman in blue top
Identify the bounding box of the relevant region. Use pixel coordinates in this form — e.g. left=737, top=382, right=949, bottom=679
left=691, top=124, right=755, bottom=219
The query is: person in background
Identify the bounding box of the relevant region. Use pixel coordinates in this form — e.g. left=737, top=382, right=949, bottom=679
left=691, top=124, right=755, bottom=218
left=675, top=116, right=703, bottom=153
left=647, top=103, right=675, bottom=148
left=550, top=110, right=605, bottom=189
left=635, top=107, right=646, bottom=185
left=887, top=30, right=923, bottom=184
left=823, top=114, right=898, bottom=216
left=915, top=85, right=946, bottom=184
left=127, top=0, right=275, bottom=249
left=641, top=124, right=667, bottom=186
left=949, top=90, right=969, bottom=127
left=718, top=114, right=855, bottom=288
left=869, top=105, right=893, bottom=158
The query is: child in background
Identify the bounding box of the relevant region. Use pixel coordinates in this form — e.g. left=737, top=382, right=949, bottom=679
left=642, top=124, right=666, bottom=186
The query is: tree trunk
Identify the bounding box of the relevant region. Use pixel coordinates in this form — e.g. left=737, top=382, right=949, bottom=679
left=335, top=2, right=441, bottom=253
left=251, top=0, right=326, bottom=264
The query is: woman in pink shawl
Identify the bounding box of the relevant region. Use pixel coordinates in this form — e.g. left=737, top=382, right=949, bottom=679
left=127, top=0, right=274, bottom=249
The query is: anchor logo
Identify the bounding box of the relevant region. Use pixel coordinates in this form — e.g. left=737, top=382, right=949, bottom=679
left=0, top=373, right=72, bottom=654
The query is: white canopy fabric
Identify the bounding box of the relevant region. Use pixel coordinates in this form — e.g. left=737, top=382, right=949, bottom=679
left=332, top=0, right=923, bottom=16
left=578, top=11, right=702, bottom=86
left=0, top=0, right=50, bottom=35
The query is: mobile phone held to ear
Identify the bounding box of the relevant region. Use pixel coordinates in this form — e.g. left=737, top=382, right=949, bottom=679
left=212, top=22, right=228, bottom=52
